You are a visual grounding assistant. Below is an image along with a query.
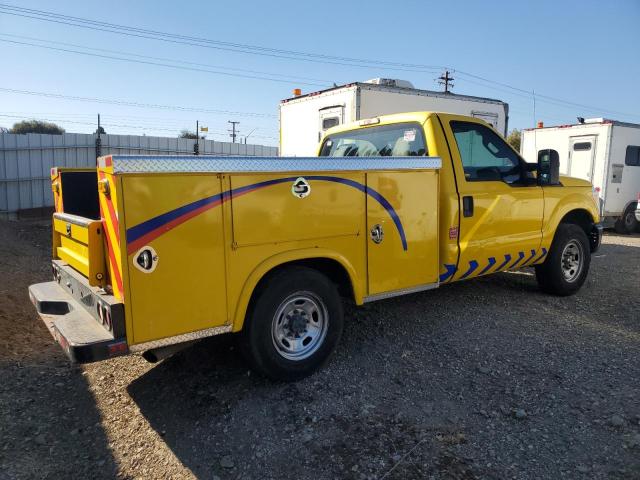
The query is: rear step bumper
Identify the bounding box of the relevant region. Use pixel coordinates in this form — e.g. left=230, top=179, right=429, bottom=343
left=29, top=280, right=128, bottom=363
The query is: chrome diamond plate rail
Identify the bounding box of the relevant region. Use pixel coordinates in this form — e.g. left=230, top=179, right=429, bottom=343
left=99, top=155, right=442, bottom=173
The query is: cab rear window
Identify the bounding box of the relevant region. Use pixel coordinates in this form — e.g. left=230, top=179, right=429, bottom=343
left=319, top=122, right=427, bottom=157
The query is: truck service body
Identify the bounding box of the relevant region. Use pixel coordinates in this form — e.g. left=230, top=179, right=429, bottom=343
left=280, top=79, right=509, bottom=156
left=30, top=112, right=601, bottom=380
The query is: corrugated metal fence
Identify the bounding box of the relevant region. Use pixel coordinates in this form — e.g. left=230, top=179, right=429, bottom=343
left=0, top=132, right=278, bottom=215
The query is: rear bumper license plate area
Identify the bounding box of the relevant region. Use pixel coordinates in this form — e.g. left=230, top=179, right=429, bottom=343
left=29, top=279, right=128, bottom=363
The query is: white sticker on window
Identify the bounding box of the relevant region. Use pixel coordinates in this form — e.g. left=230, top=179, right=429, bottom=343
left=403, top=129, right=416, bottom=142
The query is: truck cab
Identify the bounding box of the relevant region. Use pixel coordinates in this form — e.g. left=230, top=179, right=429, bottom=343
left=29, top=111, right=601, bottom=381
left=320, top=112, right=601, bottom=286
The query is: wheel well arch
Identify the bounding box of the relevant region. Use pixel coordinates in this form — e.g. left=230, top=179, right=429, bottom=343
left=559, top=208, right=595, bottom=234
left=621, top=199, right=638, bottom=216
left=232, top=253, right=360, bottom=332
left=255, top=258, right=354, bottom=299
left=558, top=208, right=601, bottom=252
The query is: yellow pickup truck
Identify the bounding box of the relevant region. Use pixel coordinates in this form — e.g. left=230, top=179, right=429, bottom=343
left=29, top=112, right=601, bottom=380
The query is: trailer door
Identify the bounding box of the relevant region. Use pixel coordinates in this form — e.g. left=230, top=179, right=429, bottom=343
left=568, top=135, right=597, bottom=181
left=318, top=106, right=344, bottom=142
left=471, top=111, right=499, bottom=131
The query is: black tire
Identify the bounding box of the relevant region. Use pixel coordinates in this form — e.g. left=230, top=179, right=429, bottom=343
left=535, top=223, right=591, bottom=296
left=614, top=203, right=639, bottom=234
left=240, top=266, right=344, bottom=381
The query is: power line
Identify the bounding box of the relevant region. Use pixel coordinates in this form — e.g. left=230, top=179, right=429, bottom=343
left=453, top=70, right=639, bottom=120
left=0, top=3, right=635, bottom=121
left=0, top=33, right=335, bottom=85
left=0, top=4, right=444, bottom=69
left=0, top=4, right=444, bottom=73
left=0, top=113, right=279, bottom=140
left=0, top=38, right=331, bottom=88
left=0, top=87, right=277, bottom=118
left=0, top=110, right=279, bottom=133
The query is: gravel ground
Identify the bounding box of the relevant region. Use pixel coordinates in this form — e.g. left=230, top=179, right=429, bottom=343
left=0, top=218, right=639, bottom=480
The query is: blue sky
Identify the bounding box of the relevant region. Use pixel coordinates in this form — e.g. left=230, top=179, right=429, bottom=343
left=0, top=0, right=638, bottom=146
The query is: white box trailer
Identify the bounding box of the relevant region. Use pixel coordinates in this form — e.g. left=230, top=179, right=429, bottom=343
left=280, top=78, right=509, bottom=157
left=521, top=119, right=640, bottom=233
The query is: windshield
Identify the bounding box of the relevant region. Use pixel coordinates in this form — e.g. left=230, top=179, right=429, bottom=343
left=319, top=122, right=427, bottom=157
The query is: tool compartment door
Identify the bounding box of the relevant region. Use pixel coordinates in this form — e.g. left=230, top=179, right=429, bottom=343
left=229, top=173, right=363, bottom=247
left=122, top=174, right=227, bottom=344
left=366, top=171, right=439, bottom=295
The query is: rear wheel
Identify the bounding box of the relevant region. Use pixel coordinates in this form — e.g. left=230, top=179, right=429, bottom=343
left=241, top=266, right=344, bottom=381
left=614, top=203, right=639, bottom=234
left=535, top=223, right=591, bottom=296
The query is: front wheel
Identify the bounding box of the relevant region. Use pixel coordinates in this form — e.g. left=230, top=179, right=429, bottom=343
left=240, top=266, right=344, bottom=381
left=535, top=223, right=591, bottom=296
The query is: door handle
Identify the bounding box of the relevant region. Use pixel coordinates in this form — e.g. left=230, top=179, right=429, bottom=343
left=370, top=224, right=384, bottom=244
left=463, top=196, right=474, bottom=217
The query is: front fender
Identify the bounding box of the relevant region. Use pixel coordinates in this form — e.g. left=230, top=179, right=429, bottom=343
left=231, top=248, right=363, bottom=332
left=543, top=188, right=599, bottom=241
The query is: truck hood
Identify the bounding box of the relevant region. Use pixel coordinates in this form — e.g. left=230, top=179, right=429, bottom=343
left=559, top=175, right=592, bottom=187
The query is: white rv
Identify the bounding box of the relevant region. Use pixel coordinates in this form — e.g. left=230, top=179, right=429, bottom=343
left=280, top=78, right=509, bottom=157
left=521, top=119, right=640, bottom=233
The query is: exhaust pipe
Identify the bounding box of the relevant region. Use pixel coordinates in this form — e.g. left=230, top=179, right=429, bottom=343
left=142, top=341, right=195, bottom=363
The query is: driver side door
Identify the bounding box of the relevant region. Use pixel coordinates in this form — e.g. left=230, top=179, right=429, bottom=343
left=439, top=115, right=544, bottom=282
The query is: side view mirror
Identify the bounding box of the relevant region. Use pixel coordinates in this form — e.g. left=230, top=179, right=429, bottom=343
left=537, top=149, right=560, bottom=185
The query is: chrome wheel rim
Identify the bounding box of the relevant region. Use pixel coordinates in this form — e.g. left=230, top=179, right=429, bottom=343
left=561, top=240, right=583, bottom=282
left=271, top=292, right=328, bottom=361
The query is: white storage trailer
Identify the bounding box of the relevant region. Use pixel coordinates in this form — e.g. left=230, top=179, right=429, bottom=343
left=521, top=119, right=640, bottom=233
left=280, top=78, right=509, bottom=156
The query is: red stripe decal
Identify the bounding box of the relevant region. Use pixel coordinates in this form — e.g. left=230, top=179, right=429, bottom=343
left=98, top=172, right=120, bottom=243
left=98, top=171, right=123, bottom=295
left=125, top=184, right=272, bottom=255
left=106, top=234, right=124, bottom=294
left=127, top=198, right=222, bottom=255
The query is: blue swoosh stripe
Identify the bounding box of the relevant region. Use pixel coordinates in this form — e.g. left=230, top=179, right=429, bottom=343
left=127, top=176, right=409, bottom=251
left=495, top=254, right=512, bottom=272
left=460, top=260, right=479, bottom=279
left=478, top=257, right=496, bottom=276
left=439, top=264, right=457, bottom=282
left=509, top=251, right=526, bottom=269
left=521, top=249, right=537, bottom=266
left=305, top=175, right=407, bottom=250
left=532, top=247, right=548, bottom=263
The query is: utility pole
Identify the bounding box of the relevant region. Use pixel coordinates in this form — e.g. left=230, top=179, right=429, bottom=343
left=95, top=113, right=102, bottom=161
left=438, top=70, right=455, bottom=93
left=194, top=120, right=199, bottom=155
left=228, top=120, right=240, bottom=143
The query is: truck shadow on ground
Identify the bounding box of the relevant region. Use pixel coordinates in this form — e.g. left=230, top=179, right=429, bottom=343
left=128, top=332, right=480, bottom=480
left=0, top=218, right=120, bottom=479
left=0, top=322, right=120, bottom=480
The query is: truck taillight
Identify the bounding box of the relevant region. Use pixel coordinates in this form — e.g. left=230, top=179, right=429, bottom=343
left=98, top=178, right=110, bottom=197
